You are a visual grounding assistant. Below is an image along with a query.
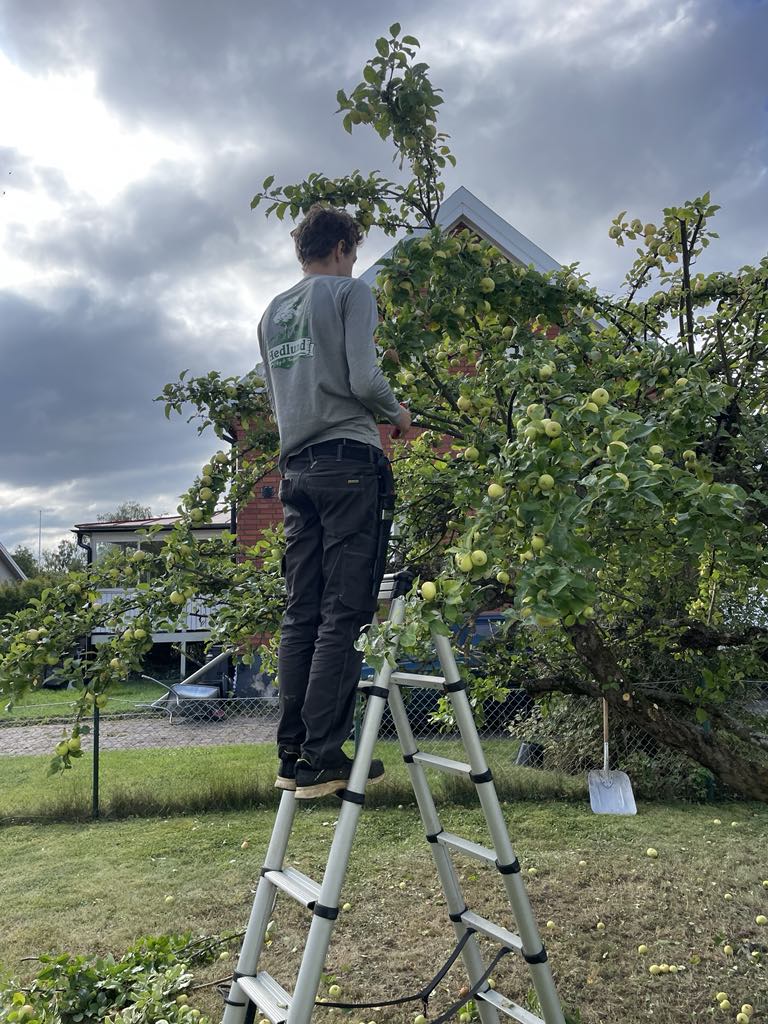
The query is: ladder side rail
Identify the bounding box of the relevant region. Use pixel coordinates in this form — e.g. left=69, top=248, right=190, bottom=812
left=431, top=630, right=566, bottom=1024
left=286, top=597, right=406, bottom=1024
left=223, top=793, right=299, bottom=1024
left=387, top=681, right=501, bottom=1024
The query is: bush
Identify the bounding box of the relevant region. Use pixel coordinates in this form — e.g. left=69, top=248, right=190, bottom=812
left=0, top=578, right=50, bottom=620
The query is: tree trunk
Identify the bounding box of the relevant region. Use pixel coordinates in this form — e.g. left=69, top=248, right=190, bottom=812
left=524, top=623, right=768, bottom=802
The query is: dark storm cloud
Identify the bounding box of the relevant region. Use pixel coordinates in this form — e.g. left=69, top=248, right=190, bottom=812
left=0, top=286, right=218, bottom=488
left=429, top=1, right=768, bottom=285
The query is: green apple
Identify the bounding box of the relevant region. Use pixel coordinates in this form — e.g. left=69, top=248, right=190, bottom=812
left=470, top=549, right=488, bottom=566
left=67, top=736, right=81, bottom=753
left=479, top=277, right=495, bottom=293
left=538, top=473, right=555, bottom=491
left=675, top=377, right=688, bottom=387
left=723, top=944, right=733, bottom=955
left=487, top=482, right=505, bottom=498
left=590, top=387, right=610, bottom=406
left=457, top=554, right=474, bottom=572
left=496, top=571, right=510, bottom=586
left=596, top=921, right=605, bottom=930
left=464, top=446, right=479, bottom=462
left=96, top=695, right=108, bottom=708
left=637, top=945, right=648, bottom=954
left=531, top=535, right=546, bottom=552
left=133, top=628, right=147, bottom=640
left=646, top=848, right=658, bottom=858
left=538, top=364, right=554, bottom=381
left=682, top=449, right=696, bottom=461
left=328, top=985, right=342, bottom=998
left=25, top=629, right=40, bottom=642
left=756, top=915, right=767, bottom=925
left=55, top=740, right=70, bottom=756
left=189, top=508, right=204, bottom=522
left=648, top=445, right=664, bottom=457
left=170, top=591, right=186, bottom=605
left=543, top=419, right=562, bottom=438
left=109, top=657, right=122, bottom=671
left=741, top=1005, right=755, bottom=1017
left=519, top=550, right=534, bottom=562
left=420, top=581, right=437, bottom=601
left=199, top=487, right=213, bottom=501
left=457, top=395, right=472, bottom=412
left=524, top=425, right=540, bottom=442
left=648, top=964, right=661, bottom=975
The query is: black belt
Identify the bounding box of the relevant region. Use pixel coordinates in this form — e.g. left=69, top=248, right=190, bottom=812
left=286, top=439, right=379, bottom=465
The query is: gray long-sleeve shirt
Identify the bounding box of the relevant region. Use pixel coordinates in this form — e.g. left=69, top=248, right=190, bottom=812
left=257, top=274, right=402, bottom=473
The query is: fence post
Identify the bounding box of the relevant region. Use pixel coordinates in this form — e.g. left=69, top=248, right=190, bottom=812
left=92, top=704, right=100, bottom=819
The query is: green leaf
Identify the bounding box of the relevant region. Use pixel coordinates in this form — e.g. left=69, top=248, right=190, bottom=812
left=276, top=203, right=288, bottom=221
left=376, top=37, right=390, bottom=57
left=343, top=112, right=353, bottom=134
left=389, top=22, right=401, bottom=37
left=262, top=174, right=275, bottom=190
left=402, top=35, right=420, bottom=45
left=250, top=194, right=261, bottom=210
left=363, top=64, right=380, bottom=85
left=336, top=89, right=348, bottom=106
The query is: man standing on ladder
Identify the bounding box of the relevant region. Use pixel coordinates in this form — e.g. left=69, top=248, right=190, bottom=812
left=257, top=204, right=411, bottom=799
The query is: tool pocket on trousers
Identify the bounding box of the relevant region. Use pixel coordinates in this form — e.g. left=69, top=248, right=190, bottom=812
left=337, top=538, right=379, bottom=612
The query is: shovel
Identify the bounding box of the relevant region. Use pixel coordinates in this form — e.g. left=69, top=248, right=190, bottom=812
left=588, top=698, right=637, bottom=815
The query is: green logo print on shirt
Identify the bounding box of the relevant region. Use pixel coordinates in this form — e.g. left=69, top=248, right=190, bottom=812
left=268, top=295, right=315, bottom=370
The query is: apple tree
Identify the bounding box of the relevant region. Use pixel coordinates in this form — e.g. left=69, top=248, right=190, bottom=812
left=1, top=25, right=766, bottom=799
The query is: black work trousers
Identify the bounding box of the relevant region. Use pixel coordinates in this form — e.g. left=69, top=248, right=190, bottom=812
left=276, top=441, right=391, bottom=767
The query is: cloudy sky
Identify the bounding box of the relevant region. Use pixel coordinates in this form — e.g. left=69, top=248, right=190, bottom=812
left=1, top=0, right=766, bottom=557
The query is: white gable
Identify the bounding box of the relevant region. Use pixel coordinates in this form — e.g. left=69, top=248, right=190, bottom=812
left=359, top=185, right=561, bottom=285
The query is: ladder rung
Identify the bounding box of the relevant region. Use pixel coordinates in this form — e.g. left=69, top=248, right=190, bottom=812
left=391, top=671, right=446, bottom=690
left=438, top=832, right=497, bottom=864
left=239, top=972, right=292, bottom=1023
left=263, top=866, right=320, bottom=908
left=412, top=752, right=471, bottom=777
left=477, top=988, right=545, bottom=1024
left=460, top=910, right=524, bottom=953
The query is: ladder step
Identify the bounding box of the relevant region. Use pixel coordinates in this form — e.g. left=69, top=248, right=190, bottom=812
left=477, top=988, right=545, bottom=1024
left=391, top=671, right=446, bottom=690
left=438, top=831, right=497, bottom=864
left=460, top=910, right=524, bottom=954
left=238, top=972, right=292, bottom=1023
left=412, top=751, right=471, bottom=777
left=263, top=866, right=321, bottom=908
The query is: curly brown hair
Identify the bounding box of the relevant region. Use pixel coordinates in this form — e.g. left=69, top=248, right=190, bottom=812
left=291, top=204, right=364, bottom=267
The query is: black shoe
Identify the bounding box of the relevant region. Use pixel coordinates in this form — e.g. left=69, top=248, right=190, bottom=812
left=275, top=749, right=301, bottom=791
left=294, top=756, right=385, bottom=799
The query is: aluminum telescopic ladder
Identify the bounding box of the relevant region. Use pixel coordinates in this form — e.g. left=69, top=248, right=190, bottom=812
left=222, top=571, right=566, bottom=1024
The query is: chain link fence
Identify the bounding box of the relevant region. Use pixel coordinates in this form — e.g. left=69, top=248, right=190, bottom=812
left=5, top=676, right=763, bottom=820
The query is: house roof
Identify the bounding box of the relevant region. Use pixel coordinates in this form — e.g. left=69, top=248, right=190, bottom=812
left=359, top=185, right=561, bottom=285
left=0, top=541, right=27, bottom=581
left=73, top=512, right=230, bottom=533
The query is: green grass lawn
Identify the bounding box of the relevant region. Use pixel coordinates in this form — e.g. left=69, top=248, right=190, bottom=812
left=1, top=801, right=766, bottom=1024
left=0, top=676, right=168, bottom=720
left=0, top=738, right=586, bottom=824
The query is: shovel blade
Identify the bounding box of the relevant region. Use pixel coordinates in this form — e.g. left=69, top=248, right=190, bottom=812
left=588, top=770, right=637, bottom=815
